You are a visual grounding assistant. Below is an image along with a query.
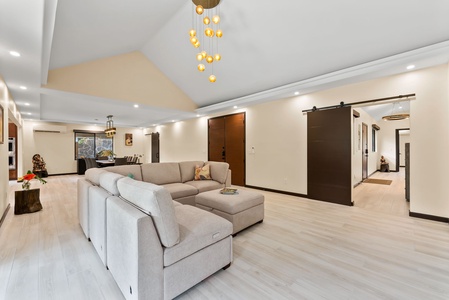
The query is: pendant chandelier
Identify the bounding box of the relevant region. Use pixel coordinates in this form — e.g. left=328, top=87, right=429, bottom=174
left=189, top=0, right=222, bottom=83
left=104, top=115, right=116, bottom=137
left=382, top=102, right=410, bottom=121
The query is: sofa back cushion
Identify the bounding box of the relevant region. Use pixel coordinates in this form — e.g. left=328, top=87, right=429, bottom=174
left=117, top=177, right=180, bottom=247
left=207, top=161, right=229, bottom=184
left=141, top=163, right=181, bottom=185
left=103, top=165, right=143, bottom=181
left=99, top=172, right=124, bottom=195
left=85, top=168, right=107, bottom=185
left=179, top=161, right=204, bottom=182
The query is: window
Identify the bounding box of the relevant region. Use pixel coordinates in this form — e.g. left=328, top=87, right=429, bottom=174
left=74, top=131, right=113, bottom=159
left=372, top=128, right=376, bottom=152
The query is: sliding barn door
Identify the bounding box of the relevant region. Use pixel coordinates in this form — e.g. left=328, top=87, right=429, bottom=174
left=307, top=106, right=352, bottom=206
left=208, top=113, right=246, bottom=186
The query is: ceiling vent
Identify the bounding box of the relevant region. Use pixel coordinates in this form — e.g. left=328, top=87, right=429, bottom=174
left=33, top=125, right=67, bottom=133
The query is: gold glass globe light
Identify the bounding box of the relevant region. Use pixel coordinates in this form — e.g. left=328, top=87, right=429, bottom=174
left=189, top=29, right=196, bottom=37
left=201, top=51, right=207, bottom=58
left=205, top=28, right=214, bottom=37
left=216, top=29, right=223, bottom=38
left=212, top=15, right=220, bottom=24
left=196, top=5, right=204, bottom=15
left=203, top=17, right=210, bottom=25
left=198, top=64, right=205, bottom=72
left=194, top=41, right=200, bottom=48
left=209, top=75, right=217, bottom=83
left=190, top=36, right=198, bottom=44
left=196, top=53, right=203, bottom=61
left=214, top=53, right=221, bottom=61
left=206, top=55, right=214, bottom=63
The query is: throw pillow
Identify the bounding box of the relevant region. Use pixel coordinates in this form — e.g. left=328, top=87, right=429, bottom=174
left=194, top=164, right=211, bottom=180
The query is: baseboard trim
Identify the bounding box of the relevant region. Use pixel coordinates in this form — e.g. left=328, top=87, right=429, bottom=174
left=409, top=211, right=449, bottom=223
left=0, top=204, right=11, bottom=229
left=48, top=172, right=77, bottom=177
left=245, top=185, right=308, bottom=199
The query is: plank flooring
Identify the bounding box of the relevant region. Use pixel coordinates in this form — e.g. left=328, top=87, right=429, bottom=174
left=1, top=174, right=449, bottom=299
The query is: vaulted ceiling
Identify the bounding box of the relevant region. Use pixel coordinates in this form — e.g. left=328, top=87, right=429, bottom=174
left=1, top=0, right=449, bottom=127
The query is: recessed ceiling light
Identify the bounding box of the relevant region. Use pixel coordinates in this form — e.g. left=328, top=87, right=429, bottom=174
left=406, top=65, right=415, bottom=70
left=233, top=106, right=238, bottom=109
left=27, top=112, right=31, bottom=115
left=20, top=86, right=27, bottom=90
left=294, top=92, right=300, bottom=96
left=9, top=51, right=21, bottom=57
left=172, top=120, right=176, bottom=123
left=24, top=103, right=30, bottom=106
left=134, top=104, right=139, bottom=108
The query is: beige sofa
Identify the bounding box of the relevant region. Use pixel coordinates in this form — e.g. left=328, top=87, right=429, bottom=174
left=77, top=161, right=233, bottom=299
left=103, top=160, right=231, bottom=205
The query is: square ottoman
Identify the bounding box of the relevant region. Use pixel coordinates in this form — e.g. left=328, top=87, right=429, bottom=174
left=195, top=189, right=264, bottom=235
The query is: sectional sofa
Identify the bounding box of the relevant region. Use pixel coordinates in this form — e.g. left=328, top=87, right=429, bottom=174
left=77, top=161, right=233, bottom=300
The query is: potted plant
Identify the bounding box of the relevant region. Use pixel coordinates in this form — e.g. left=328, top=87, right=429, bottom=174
left=15, top=171, right=47, bottom=215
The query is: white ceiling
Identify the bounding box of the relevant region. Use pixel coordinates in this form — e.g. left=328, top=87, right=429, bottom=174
left=1, top=0, right=449, bottom=127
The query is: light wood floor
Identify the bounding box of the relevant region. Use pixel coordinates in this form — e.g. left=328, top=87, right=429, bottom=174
left=353, top=168, right=410, bottom=217
left=2, top=175, right=449, bottom=299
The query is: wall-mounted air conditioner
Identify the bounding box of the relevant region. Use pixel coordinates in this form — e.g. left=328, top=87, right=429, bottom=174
left=33, top=125, right=67, bottom=133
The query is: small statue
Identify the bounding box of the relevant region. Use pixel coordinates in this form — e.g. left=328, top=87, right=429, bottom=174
left=380, top=155, right=389, bottom=172
left=32, top=154, right=48, bottom=178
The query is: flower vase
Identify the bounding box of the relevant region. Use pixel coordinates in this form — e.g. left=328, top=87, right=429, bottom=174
left=14, top=188, right=42, bottom=215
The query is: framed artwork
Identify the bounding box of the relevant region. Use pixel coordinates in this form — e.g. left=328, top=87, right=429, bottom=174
left=125, top=133, right=133, bottom=146
left=0, top=104, right=3, bottom=144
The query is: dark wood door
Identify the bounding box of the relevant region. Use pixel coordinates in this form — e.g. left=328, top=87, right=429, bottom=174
left=225, top=114, right=245, bottom=186
left=208, top=117, right=226, bottom=162
left=208, top=113, right=246, bottom=186
left=151, top=132, right=160, bottom=163
left=405, top=142, right=410, bottom=201
left=307, top=106, right=352, bottom=206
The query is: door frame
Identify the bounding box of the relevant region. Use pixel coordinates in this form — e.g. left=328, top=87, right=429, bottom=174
left=362, top=122, right=368, bottom=180
left=395, top=128, right=410, bottom=172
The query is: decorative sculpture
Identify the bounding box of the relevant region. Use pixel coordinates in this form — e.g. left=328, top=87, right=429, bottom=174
left=32, top=154, right=48, bottom=178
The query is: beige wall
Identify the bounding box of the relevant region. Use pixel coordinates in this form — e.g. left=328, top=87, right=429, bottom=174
left=150, top=64, right=449, bottom=218
left=22, top=121, right=146, bottom=174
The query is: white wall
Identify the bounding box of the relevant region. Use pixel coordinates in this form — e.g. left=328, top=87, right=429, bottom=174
left=22, top=121, right=145, bottom=174
left=0, top=76, right=23, bottom=218
left=150, top=64, right=449, bottom=218
left=377, top=118, right=410, bottom=171
left=352, top=108, right=379, bottom=185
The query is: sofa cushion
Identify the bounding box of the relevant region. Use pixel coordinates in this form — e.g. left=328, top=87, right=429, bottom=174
left=185, top=180, right=223, bottom=193
left=161, top=183, right=199, bottom=199
left=85, top=168, right=107, bottom=185
left=163, top=205, right=232, bottom=267
left=194, top=164, right=211, bottom=180
left=99, top=172, right=124, bottom=195
left=141, top=163, right=181, bottom=185
left=117, top=177, right=180, bottom=247
left=179, top=161, right=204, bottom=183
left=207, top=161, right=229, bottom=184
left=103, top=165, right=143, bottom=181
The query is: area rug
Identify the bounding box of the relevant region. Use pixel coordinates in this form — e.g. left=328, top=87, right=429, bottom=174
left=363, top=178, right=392, bottom=185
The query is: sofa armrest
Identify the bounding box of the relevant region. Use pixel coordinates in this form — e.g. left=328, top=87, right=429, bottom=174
left=225, top=169, right=232, bottom=187
left=107, top=196, right=164, bottom=300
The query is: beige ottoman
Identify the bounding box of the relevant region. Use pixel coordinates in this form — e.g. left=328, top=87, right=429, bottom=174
left=195, top=189, right=264, bottom=235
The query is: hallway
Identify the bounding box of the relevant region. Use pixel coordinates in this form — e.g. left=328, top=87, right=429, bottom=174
left=353, top=168, right=409, bottom=217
